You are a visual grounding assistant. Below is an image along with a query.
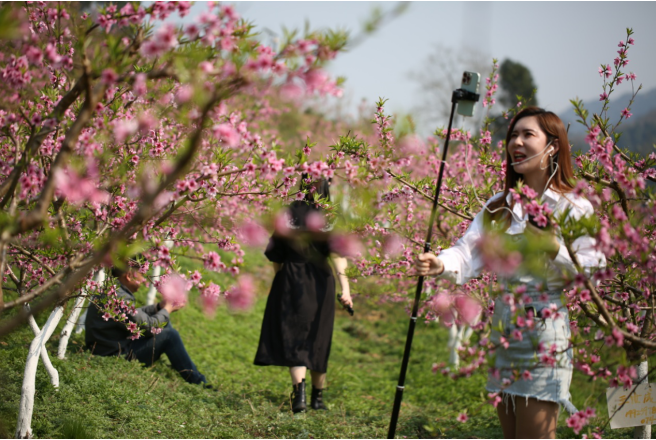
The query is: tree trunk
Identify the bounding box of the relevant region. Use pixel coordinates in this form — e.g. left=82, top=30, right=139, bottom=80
left=25, top=306, right=59, bottom=388
left=15, top=306, right=64, bottom=439
left=146, top=264, right=162, bottom=305
left=447, top=324, right=460, bottom=368
left=146, top=240, right=171, bottom=305
left=74, top=308, right=87, bottom=334
left=634, top=359, right=651, bottom=439
left=58, top=269, right=106, bottom=358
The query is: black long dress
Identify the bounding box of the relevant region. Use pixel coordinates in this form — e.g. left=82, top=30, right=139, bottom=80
left=254, top=230, right=336, bottom=373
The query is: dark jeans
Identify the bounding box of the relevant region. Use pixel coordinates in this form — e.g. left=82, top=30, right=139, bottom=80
left=128, top=325, right=206, bottom=385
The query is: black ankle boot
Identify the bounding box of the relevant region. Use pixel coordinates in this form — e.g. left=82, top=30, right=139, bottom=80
left=311, top=386, right=327, bottom=410
left=291, top=379, right=307, bottom=413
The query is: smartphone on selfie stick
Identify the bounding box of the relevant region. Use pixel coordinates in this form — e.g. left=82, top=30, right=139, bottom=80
left=456, top=71, right=481, bottom=117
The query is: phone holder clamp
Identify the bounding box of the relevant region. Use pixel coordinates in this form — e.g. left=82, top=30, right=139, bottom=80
left=452, top=89, right=481, bottom=104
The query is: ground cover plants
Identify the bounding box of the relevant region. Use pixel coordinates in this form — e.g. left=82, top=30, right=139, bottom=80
left=1, top=263, right=652, bottom=439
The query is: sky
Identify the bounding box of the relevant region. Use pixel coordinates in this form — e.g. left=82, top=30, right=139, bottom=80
left=186, top=2, right=656, bottom=132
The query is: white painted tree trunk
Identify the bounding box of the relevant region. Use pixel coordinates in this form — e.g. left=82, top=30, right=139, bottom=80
left=146, top=240, right=171, bottom=305
left=146, top=264, right=162, bottom=306
left=58, top=269, right=106, bottom=358
left=57, top=295, right=86, bottom=359
left=447, top=324, right=459, bottom=367
left=634, top=359, right=651, bottom=439
left=24, top=306, right=59, bottom=388
left=15, top=306, right=64, bottom=439
left=74, top=308, right=87, bottom=334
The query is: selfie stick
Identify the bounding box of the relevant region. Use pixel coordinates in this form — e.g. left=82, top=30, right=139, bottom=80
left=387, top=84, right=480, bottom=439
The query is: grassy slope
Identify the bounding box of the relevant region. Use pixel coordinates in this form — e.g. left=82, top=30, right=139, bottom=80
left=0, top=253, right=646, bottom=438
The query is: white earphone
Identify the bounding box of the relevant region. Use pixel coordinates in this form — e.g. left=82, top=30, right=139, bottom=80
left=509, top=141, right=554, bottom=166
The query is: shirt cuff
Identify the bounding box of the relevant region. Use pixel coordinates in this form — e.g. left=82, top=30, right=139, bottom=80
left=551, top=243, right=577, bottom=275
left=439, top=257, right=461, bottom=285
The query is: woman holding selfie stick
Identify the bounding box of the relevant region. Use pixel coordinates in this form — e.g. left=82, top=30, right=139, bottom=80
left=416, top=107, right=605, bottom=438
left=254, top=177, right=353, bottom=413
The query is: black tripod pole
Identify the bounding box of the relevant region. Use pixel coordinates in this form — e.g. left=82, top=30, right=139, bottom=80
left=387, top=90, right=466, bottom=439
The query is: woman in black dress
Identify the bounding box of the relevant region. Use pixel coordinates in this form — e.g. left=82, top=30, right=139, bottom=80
left=254, top=178, right=353, bottom=413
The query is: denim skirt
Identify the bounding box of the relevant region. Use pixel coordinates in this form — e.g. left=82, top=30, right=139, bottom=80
left=485, top=292, right=577, bottom=414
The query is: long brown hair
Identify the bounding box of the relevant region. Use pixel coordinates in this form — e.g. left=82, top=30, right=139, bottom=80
left=485, top=107, right=575, bottom=227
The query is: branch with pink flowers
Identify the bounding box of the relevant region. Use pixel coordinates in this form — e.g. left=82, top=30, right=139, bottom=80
left=565, top=240, right=656, bottom=350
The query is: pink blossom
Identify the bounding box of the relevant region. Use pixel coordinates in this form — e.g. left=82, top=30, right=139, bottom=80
left=175, top=85, right=193, bottom=104
left=273, top=211, right=292, bottom=235
left=190, top=270, right=202, bottom=285
left=204, top=251, right=223, bottom=272
left=399, top=134, right=427, bottom=155
left=598, top=64, right=612, bottom=78
left=184, top=23, right=200, bottom=40
left=611, top=327, right=624, bottom=347
left=133, top=73, right=147, bottom=97
left=237, top=220, right=269, bottom=247
left=200, top=282, right=222, bottom=316
left=280, top=82, right=304, bottom=102
left=303, top=69, right=328, bottom=91
left=621, top=108, right=632, bottom=119
left=101, top=68, right=118, bottom=85
left=428, top=293, right=453, bottom=315
left=54, top=168, right=111, bottom=206
left=25, top=46, right=43, bottom=65
left=579, top=289, right=591, bottom=302
left=456, top=413, right=468, bottom=423
left=137, top=112, right=157, bottom=134
left=488, top=392, right=502, bottom=408
left=212, top=123, right=240, bottom=148
left=113, top=119, right=138, bottom=143
left=158, top=274, right=189, bottom=307
left=599, top=92, right=608, bottom=101
left=226, top=275, right=255, bottom=311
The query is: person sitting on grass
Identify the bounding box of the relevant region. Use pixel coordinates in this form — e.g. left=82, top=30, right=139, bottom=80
left=85, top=260, right=208, bottom=386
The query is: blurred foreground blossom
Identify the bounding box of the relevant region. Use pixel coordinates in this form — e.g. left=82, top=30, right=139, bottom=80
left=428, top=293, right=481, bottom=326
left=477, top=233, right=522, bottom=277
left=273, top=211, right=292, bottom=235
left=54, top=168, right=110, bottom=205
left=329, top=234, right=363, bottom=258
left=382, top=234, right=403, bottom=257
left=226, top=275, right=255, bottom=311
left=212, top=123, right=240, bottom=148
left=237, top=220, right=269, bottom=247
left=306, top=211, right=326, bottom=231
left=158, top=273, right=189, bottom=307
left=454, top=295, right=482, bottom=325
left=200, top=282, right=222, bottom=316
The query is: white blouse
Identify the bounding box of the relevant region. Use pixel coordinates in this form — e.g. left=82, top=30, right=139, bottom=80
left=438, top=189, right=607, bottom=290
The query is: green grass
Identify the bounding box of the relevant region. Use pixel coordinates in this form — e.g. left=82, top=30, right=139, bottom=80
left=0, top=254, right=648, bottom=438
